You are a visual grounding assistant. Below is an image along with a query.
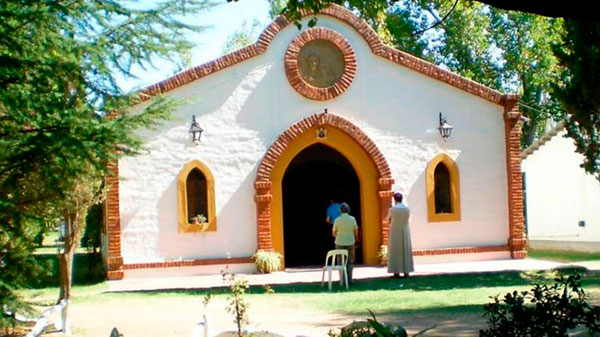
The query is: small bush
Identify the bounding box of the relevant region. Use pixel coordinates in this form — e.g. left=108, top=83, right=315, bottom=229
left=328, top=311, right=435, bottom=337
left=81, top=204, right=102, bottom=253
left=378, top=245, right=388, bottom=266
left=253, top=250, right=282, bottom=273
left=480, top=273, right=600, bottom=337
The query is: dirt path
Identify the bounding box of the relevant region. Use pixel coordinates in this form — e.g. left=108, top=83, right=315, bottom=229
left=45, top=295, right=485, bottom=337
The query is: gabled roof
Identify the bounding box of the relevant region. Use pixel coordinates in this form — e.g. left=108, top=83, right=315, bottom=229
left=139, top=4, right=509, bottom=105
left=521, top=120, right=566, bottom=159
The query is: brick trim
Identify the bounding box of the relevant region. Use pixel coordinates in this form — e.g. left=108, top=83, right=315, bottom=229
left=413, top=245, right=509, bottom=256
left=255, top=111, right=393, bottom=251
left=137, top=4, right=506, bottom=105
left=123, top=257, right=254, bottom=270
left=284, top=27, right=356, bottom=100
left=502, top=94, right=527, bottom=259
left=105, top=112, right=124, bottom=280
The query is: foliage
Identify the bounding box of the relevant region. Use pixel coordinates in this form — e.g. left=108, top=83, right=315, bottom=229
left=274, top=0, right=598, bottom=25
left=553, top=20, right=600, bottom=180
left=81, top=204, right=102, bottom=253
left=223, top=273, right=250, bottom=337
left=378, top=245, right=388, bottom=266
left=328, top=310, right=435, bottom=337
left=479, top=273, right=600, bottom=337
left=222, top=19, right=264, bottom=54
left=268, top=0, right=289, bottom=20
left=0, top=0, right=210, bottom=328
left=253, top=250, right=282, bottom=273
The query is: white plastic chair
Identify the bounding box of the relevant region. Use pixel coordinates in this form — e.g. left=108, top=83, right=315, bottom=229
left=321, top=249, right=349, bottom=290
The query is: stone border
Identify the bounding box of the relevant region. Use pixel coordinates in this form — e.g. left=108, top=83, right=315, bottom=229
left=137, top=4, right=505, bottom=105
left=254, top=112, right=394, bottom=252
left=502, top=95, right=527, bottom=259
left=414, top=245, right=509, bottom=256
left=123, top=257, right=253, bottom=270
left=284, top=27, right=356, bottom=100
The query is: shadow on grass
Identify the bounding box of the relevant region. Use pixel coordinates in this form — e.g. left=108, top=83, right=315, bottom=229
left=111, top=267, right=597, bottom=296
left=28, top=253, right=105, bottom=288
left=361, top=303, right=485, bottom=316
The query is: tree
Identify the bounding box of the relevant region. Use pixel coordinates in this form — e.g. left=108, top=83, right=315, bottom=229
left=278, top=0, right=600, bottom=24
left=553, top=21, right=600, bottom=179
left=0, top=0, right=210, bottom=329
left=221, top=0, right=288, bottom=55
left=222, top=19, right=263, bottom=54
left=268, top=0, right=289, bottom=19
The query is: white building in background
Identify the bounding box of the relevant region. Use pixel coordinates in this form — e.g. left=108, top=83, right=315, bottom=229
left=522, top=121, right=600, bottom=253
left=102, top=5, right=527, bottom=280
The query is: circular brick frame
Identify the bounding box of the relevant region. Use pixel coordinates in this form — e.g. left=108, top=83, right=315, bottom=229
left=254, top=112, right=394, bottom=258
left=284, top=28, right=357, bottom=101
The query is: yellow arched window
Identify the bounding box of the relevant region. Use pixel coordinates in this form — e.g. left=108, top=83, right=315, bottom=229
left=177, top=160, right=216, bottom=233
left=426, top=154, right=461, bottom=222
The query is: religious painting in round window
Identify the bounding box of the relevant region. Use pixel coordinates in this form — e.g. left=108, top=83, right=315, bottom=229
left=298, top=40, right=345, bottom=88
left=285, top=28, right=356, bottom=101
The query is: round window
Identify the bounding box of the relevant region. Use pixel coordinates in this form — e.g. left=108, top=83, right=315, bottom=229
left=284, top=28, right=356, bottom=100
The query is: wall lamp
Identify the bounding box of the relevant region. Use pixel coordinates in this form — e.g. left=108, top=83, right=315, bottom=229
left=438, top=112, right=454, bottom=141
left=189, top=115, right=204, bottom=145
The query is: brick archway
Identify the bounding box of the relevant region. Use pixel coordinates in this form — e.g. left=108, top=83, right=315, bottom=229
left=254, top=112, right=394, bottom=265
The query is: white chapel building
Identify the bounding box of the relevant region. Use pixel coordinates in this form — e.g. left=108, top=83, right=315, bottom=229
left=102, top=5, right=527, bottom=279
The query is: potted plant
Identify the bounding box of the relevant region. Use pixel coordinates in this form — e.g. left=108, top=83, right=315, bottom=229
left=191, top=214, right=209, bottom=232
left=252, top=250, right=282, bottom=273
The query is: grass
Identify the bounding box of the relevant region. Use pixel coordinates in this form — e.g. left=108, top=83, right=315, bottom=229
left=21, top=268, right=600, bottom=315
left=528, top=249, right=600, bottom=263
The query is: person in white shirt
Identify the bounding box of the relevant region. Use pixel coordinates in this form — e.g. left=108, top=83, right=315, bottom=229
left=332, top=202, right=358, bottom=284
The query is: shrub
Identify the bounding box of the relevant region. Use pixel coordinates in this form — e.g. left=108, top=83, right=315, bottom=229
left=328, top=311, right=435, bottom=337
left=223, top=273, right=250, bottom=337
left=253, top=250, right=282, bottom=273
left=81, top=203, right=102, bottom=253
left=378, top=245, right=388, bottom=266
left=480, top=273, right=600, bottom=337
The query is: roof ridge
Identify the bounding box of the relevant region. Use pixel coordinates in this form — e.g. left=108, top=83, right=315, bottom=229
left=521, top=120, right=566, bottom=159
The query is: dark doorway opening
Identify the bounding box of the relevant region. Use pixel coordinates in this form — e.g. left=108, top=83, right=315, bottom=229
left=282, top=143, right=362, bottom=267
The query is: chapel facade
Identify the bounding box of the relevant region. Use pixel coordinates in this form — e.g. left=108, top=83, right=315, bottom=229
left=103, top=5, right=527, bottom=280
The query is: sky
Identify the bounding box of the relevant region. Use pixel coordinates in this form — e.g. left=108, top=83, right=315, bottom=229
left=119, top=0, right=271, bottom=93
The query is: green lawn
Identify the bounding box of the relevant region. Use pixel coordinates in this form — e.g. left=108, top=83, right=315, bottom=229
left=528, top=249, right=600, bottom=263
left=22, top=268, right=600, bottom=314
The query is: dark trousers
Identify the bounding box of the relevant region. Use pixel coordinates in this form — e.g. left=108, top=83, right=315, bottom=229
left=335, top=244, right=355, bottom=283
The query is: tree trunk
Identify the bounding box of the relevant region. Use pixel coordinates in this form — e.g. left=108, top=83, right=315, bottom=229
left=522, top=116, right=538, bottom=148
left=58, top=249, right=73, bottom=301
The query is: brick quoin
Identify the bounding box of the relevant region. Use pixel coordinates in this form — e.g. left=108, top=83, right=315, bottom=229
left=104, top=112, right=124, bottom=280
left=255, top=111, right=394, bottom=253
left=502, top=94, right=528, bottom=259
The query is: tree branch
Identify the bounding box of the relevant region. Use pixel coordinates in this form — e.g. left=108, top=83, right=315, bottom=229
left=412, top=0, right=459, bottom=37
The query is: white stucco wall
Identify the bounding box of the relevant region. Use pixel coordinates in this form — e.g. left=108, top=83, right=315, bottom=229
left=522, top=129, right=600, bottom=250
left=118, top=15, right=510, bottom=264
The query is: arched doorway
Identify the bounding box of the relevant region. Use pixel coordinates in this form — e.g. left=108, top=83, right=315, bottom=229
left=282, top=144, right=362, bottom=267
left=254, top=112, right=394, bottom=267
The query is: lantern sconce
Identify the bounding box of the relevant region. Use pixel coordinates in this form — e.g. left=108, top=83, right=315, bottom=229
left=438, top=112, right=454, bottom=141
left=189, top=115, right=204, bottom=145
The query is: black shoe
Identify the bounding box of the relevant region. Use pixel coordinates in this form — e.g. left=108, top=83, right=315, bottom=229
left=403, top=273, right=410, bottom=278
left=391, top=273, right=401, bottom=279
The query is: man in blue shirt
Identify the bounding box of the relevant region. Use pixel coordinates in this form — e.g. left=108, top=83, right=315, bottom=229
left=326, top=200, right=341, bottom=226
